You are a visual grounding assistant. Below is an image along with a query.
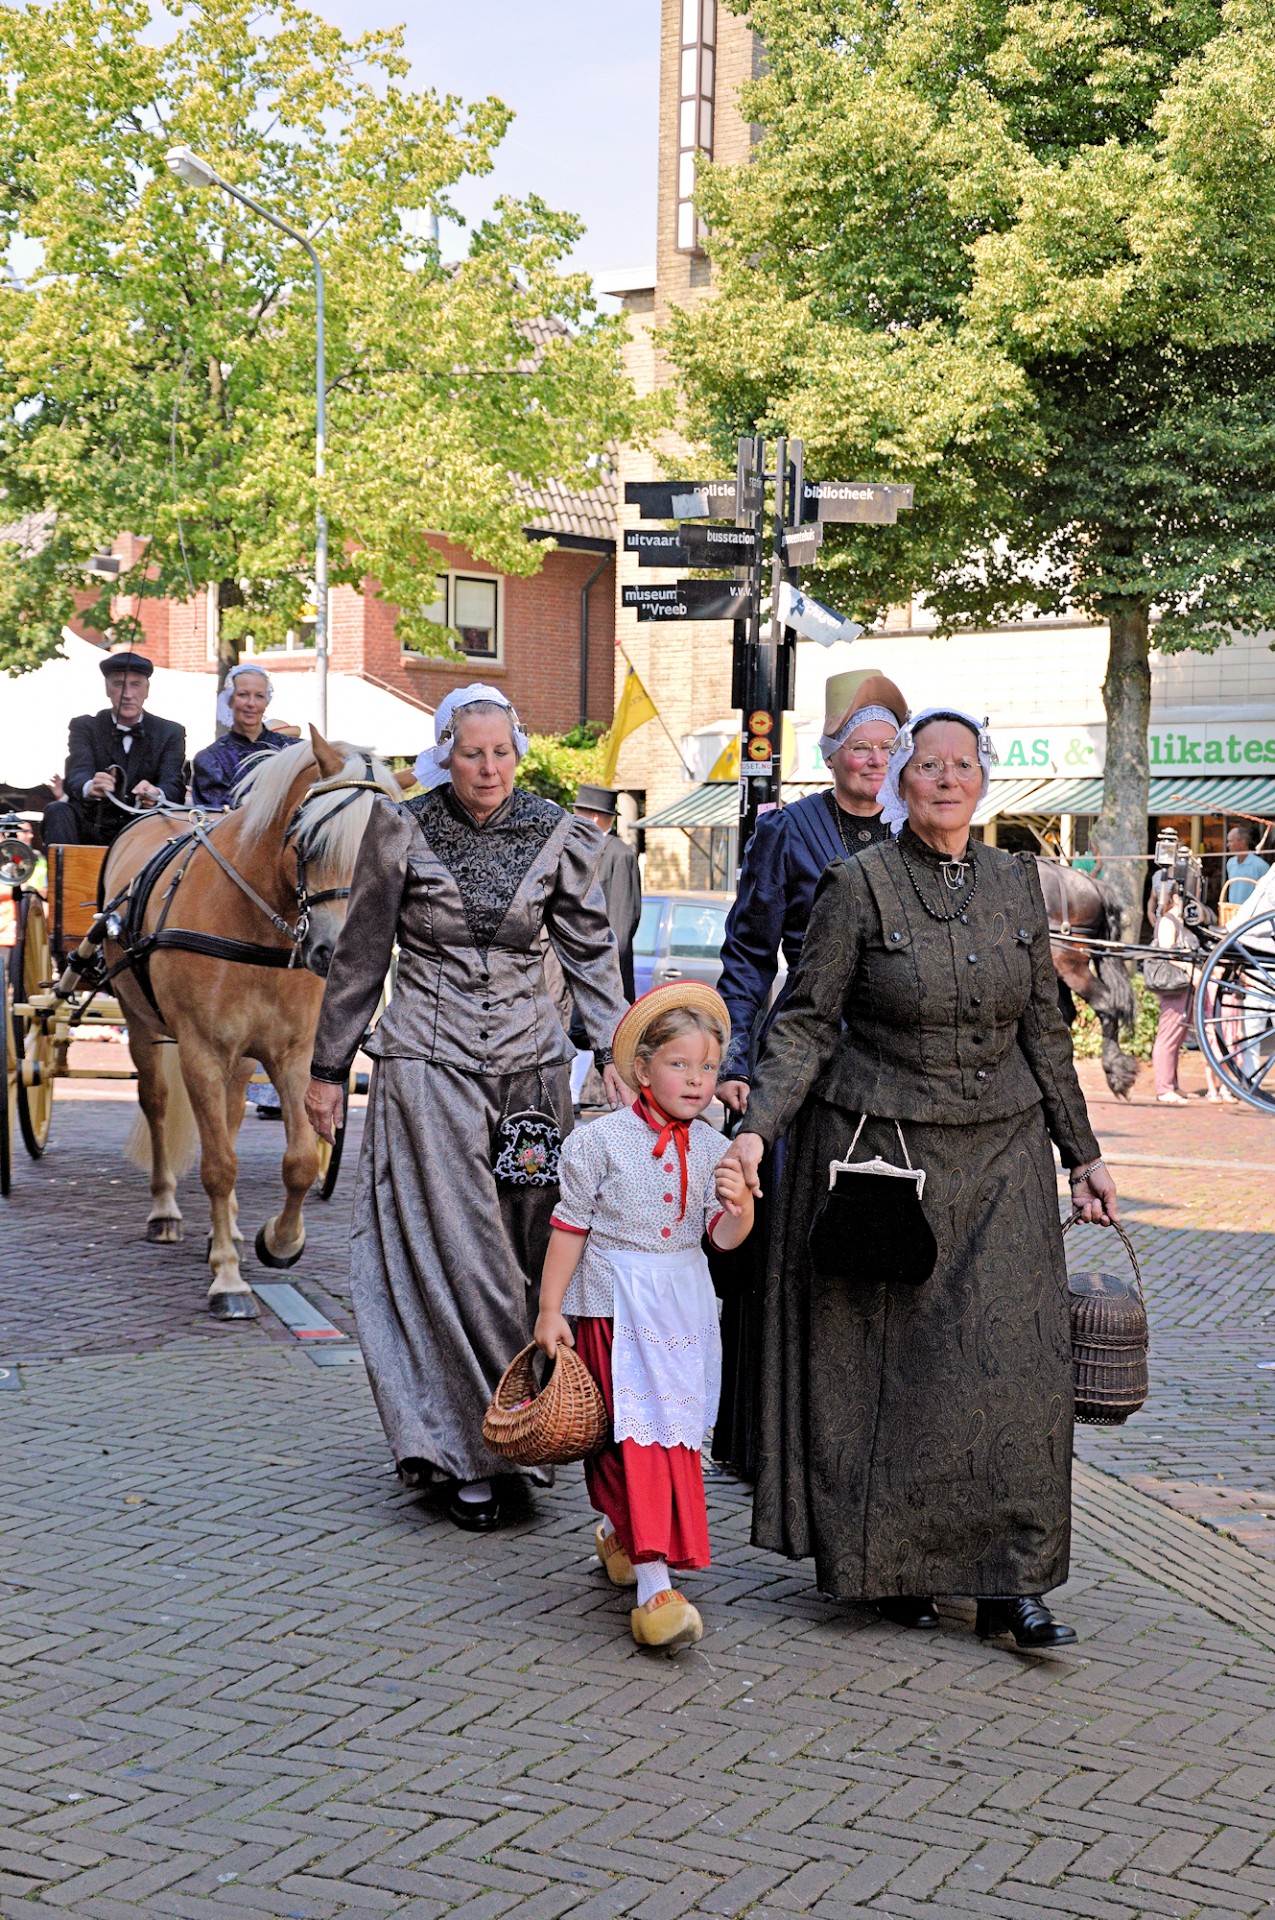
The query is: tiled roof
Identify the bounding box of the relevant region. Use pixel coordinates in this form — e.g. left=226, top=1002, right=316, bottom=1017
left=518, top=468, right=618, bottom=543
left=0, top=509, right=55, bottom=557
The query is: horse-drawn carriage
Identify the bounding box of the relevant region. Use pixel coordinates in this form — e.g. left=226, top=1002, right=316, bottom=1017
left=1193, top=866, right=1275, bottom=1112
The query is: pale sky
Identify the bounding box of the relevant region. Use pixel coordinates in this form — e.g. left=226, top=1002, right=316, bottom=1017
left=6, top=4, right=662, bottom=291
left=323, top=1, right=661, bottom=284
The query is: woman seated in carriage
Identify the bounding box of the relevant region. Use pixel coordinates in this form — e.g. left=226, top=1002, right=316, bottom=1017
left=190, top=665, right=299, bottom=812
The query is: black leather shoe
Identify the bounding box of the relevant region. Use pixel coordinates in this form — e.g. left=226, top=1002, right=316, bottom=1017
left=447, top=1491, right=502, bottom=1532
left=875, top=1595, right=940, bottom=1629
left=976, top=1596, right=1077, bottom=1649
left=396, top=1458, right=431, bottom=1490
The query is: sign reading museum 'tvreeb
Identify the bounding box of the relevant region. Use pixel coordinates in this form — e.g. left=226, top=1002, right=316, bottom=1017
left=622, top=580, right=752, bottom=622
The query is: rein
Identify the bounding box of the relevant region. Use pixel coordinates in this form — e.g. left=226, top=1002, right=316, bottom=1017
left=92, top=759, right=388, bottom=990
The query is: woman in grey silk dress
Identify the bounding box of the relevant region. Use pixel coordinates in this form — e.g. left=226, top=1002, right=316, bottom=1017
left=305, top=688, right=628, bottom=1532
left=724, top=711, right=1120, bottom=1650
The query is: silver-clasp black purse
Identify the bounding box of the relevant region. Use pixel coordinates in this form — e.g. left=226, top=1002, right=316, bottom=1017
left=808, top=1113, right=938, bottom=1287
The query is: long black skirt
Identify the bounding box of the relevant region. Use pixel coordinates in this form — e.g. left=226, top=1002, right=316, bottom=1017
left=753, top=1101, right=1073, bottom=1600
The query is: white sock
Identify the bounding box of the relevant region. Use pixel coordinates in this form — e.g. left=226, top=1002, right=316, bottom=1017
left=599, top=1515, right=616, bottom=1539
left=457, top=1479, right=493, bottom=1505
left=635, top=1560, right=673, bottom=1606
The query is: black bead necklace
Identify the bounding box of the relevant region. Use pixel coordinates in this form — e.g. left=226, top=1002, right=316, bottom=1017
left=898, top=845, right=979, bottom=923
left=826, top=789, right=879, bottom=857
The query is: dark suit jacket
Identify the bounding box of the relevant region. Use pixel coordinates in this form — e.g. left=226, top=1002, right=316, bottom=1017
left=64, top=708, right=187, bottom=845
left=716, top=790, right=889, bottom=1081
left=568, top=824, right=641, bottom=1045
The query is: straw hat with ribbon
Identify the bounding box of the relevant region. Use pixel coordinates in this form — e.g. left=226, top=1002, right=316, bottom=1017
left=612, top=982, right=732, bottom=1092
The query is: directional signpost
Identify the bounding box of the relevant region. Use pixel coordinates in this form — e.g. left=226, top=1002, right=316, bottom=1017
left=623, top=441, right=913, bottom=863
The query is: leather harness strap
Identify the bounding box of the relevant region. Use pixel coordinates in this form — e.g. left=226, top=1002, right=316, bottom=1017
left=90, top=763, right=388, bottom=1009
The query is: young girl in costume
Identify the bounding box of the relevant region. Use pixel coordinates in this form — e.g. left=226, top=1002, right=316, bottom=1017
left=535, top=984, right=754, bottom=1650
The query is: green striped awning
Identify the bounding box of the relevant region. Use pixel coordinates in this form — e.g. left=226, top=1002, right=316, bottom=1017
left=973, top=777, right=1053, bottom=825
left=640, top=774, right=1275, bottom=831
left=1024, top=776, right=1275, bottom=816
left=639, top=783, right=825, bottom=829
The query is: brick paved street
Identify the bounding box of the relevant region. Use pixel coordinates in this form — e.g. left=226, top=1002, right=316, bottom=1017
left=1, top=1080, right=1274, bottom=1918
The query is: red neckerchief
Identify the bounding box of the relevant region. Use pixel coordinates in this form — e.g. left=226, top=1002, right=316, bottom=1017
left=634, top=1092, right=690, bottom=1220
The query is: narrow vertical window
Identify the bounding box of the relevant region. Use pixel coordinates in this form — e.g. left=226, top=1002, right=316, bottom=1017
left=676, top=0, right=716, bottom=254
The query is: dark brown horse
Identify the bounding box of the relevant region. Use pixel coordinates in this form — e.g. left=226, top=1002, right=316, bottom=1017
left=1035, top=860, right=1138, bottom=1098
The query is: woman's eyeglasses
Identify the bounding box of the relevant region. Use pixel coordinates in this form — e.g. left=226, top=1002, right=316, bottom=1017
left=911, top=756, right=981, bottom=782
left=841, top=736, right=900, bottom=762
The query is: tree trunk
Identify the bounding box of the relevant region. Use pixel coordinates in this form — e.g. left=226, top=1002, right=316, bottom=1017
left=1095, top=596, right=1151, bottom=942
left=215, top=579, right=242, bottom=688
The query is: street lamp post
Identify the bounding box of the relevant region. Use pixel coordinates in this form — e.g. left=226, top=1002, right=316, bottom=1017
left=165, top=144, right=328, bottom=732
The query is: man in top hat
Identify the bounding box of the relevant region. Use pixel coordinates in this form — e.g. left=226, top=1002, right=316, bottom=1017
left=568, top=783, right=642, bottom=1105
left=42, top=650, right=187, bottom=847
left=711, top=667, right=908, bottom=1473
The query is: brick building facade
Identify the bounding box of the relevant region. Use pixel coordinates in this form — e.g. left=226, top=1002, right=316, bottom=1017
left=78, top=485, right=617, bottom=739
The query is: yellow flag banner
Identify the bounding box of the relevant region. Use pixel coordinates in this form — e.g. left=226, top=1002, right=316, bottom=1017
left=601, top=666, right=658, bottom=785
left=708, top=735, right=739, bottom=781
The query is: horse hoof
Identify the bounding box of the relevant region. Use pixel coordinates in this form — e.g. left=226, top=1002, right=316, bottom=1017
left=147, top=1218, right=184, bottom=1245
left=208, top=1290, right=258, bottom=1321
left=255, top=1223, right=305, bottom=1271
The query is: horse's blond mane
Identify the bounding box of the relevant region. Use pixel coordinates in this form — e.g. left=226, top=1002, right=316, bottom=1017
left=233, top=739, right=399, bottom=871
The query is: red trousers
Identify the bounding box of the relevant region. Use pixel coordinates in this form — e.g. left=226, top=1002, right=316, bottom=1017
left=574, top=1316, right=711, bottom=1569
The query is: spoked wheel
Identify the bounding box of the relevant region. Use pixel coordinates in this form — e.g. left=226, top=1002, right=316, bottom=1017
left=1, top=980, right=14, bottom=1197
left=315, top=1080, right=349, bottom=1202
left=9, top=893, right=54, bottom=1158
left=1195, top=908, right=1275, bottom=1112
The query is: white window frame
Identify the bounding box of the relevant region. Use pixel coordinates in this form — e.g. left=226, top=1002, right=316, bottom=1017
left=411, top=567, right=504, bottom=665
left=676, top=0, right=716, bottom=256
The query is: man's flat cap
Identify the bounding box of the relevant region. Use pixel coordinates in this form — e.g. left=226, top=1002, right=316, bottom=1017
left=100, top=650, right=154, bottom=679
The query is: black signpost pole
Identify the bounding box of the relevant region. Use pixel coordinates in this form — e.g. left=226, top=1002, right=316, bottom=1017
left=621, top=447, right=911, bottom=883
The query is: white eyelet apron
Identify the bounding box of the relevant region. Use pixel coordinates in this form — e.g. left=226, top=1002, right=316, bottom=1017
left=602, top=1246, right=722, bottom=1450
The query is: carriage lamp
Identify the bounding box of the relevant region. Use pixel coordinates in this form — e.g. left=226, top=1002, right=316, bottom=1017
left=163, top=144, right=329, bottom=732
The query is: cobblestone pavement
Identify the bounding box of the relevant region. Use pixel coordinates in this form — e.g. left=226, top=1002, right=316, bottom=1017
left=1, top=1085, right=1275, bottom=1919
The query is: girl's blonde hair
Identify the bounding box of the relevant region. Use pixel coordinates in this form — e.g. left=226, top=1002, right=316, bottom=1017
left=634, top=1005, right=727, bottom=1064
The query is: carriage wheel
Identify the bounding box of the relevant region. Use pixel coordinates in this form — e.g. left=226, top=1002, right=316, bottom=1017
left=9, top=893, right=54, bottom=1158
left=1, top=982, right=13, bottom=1197
left=1195, top=908, right=1275, bottom=1113
left=315, top=1081, right=349, bottom=1201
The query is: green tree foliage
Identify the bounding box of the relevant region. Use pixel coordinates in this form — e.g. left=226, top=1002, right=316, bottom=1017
left=0, top=0, right=636, bottom=672
left=668, top=0, right=1275, bottom=926
left=515, top=723, right=606, bottom=807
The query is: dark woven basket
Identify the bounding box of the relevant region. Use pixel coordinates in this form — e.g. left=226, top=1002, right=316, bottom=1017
left=482, top=1341, right=609, bottom=1467
left=1064, top=1219, right=1150, bottom=1426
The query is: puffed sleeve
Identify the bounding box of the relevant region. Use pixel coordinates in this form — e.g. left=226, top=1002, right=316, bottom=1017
left=544, top=818, right=629, bottom=1059
left=549, top=1124, right=603, bottom=1235
left=1013, top=855, right=1101, bottom=1168
left=717, top=809, right=788, bottom=1082
left=741, top=860, right=865, bottom=1146
left=310, top=798, right=412, bottom=1084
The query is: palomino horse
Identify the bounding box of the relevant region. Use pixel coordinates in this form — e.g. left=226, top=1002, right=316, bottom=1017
left=1035, top=859, right=1139, bottom=1099
left=101, top=731, right=400, bottom=1318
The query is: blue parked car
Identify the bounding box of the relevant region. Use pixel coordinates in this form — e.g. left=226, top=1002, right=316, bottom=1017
left=632, top=892, right=733, bottom=996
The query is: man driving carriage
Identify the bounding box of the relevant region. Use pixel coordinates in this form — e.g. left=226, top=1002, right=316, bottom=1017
left=41, top=650, right=186, bottom=847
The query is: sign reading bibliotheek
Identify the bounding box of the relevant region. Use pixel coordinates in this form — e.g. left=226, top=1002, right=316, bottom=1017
left=622, top=580, right=752, bottom=622
left=799, top=481, right=915, bottom=525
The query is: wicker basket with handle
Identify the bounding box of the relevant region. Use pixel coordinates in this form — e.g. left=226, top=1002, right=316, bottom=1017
left=482, top=1341, right=609, bottom=1467
left=1063, top=1218, right=1150, bottom=1425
